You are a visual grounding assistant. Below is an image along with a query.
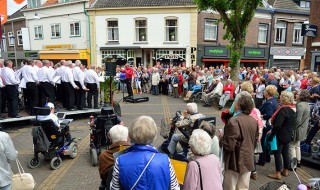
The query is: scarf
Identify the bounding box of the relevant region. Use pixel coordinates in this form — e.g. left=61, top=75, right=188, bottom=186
left=271, top=104, right=296, bottom=125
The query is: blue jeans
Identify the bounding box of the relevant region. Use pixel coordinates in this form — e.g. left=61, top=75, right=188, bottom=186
left=168, top=134, right=181, bottom=154
left=152, top=85, right=159, bottom=95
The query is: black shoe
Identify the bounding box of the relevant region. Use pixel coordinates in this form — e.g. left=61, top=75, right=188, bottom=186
left=256, top=162, right=265, bottom=166
left=14, top=115, right=21, bottom=118
left=68, top=108, right=75, bottom=111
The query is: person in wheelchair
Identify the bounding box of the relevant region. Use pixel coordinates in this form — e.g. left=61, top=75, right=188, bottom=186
left=183, top=80, right=203, bottom=101
left=89, top=107, right=124, bottom=127
left=98, top=125, right=130, bottom=189
left=37, top=102, right=71, bottom=141
left=167, top=103, right=205, bottom=156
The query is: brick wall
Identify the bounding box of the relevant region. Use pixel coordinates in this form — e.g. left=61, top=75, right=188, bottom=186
left=2, top=20, right=26, bottom=51
left=305, top=0, right=320, bottom=69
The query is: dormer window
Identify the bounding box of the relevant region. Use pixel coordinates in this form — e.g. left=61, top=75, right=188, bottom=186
left=300, top=0, right=310, bottom=8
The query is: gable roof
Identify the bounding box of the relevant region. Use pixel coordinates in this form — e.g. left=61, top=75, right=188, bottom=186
left=269, top=0, right=309, bottom=14
left=8, top=5, right=27, bottom=20
left=92, top=0, right=195, bottom=9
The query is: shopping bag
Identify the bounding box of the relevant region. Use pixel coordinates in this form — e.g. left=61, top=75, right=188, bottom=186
left=170, top=159, right=187, bottom=185
left=12, top=159, right=35, bottom=190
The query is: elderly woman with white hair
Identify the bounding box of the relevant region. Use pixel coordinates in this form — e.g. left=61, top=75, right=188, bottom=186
left=98, top=125, right=131, bottom=181
left=267, top=91, right=296, bottom=180
left=167, top=103, right=205, bottom=156
left=218, top=79, right=235, bottom=109
left=183, top=80, right=203, bottom=101
left=183, top=129, right=223, bottom=190
left=110, top=116, right=179, bottom=190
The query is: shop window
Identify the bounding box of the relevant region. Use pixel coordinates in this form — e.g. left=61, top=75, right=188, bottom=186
left=135, top=19, right=147, bottom=42
left=8, top=32, right=14, bottom=46
left=27, top=0, right=40, bottom=8
left=17, top=30, right=23, bottom=46
left=275, top=22, right=286, bottom=43
left=204, top=19, right=218, bottom=41
left=165, top=18, right=178, bottom=42
left=107, top=20, right=119, bottom=42
left=34, top=25, right=43, bottom=39
left=70, top=22, right=80, bottom=37
left=293, top=23, right=303, bottom=44
left=51, top=24, right=61, bottom=38
left=300, top=0, right=310, bottom=8
left=258, top=24, right=268, bottom=43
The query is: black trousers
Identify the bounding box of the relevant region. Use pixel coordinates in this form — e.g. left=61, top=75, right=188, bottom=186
left=63, top=82, right=75, bottom=110
left=26, top=82, right=38, bottom=115
left=5, top=85, right=18, bottom=117
left=274, top=141, right=290, bottom=172
left=75, top=81, right=85, bottom=110
left=1, top=87, right=6, bottom=112
left=87, top=83, right=98, bottom=108
left=22, top=88, right=28, bottom=110
left=39, top=82, right=55, bottom=107
left=258, top=126, right=271, bottom=164
left=126, top=78, right=133, bottom=97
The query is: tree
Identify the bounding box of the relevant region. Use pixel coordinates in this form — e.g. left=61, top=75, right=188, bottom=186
left=194, top=0, right=262, bottom=80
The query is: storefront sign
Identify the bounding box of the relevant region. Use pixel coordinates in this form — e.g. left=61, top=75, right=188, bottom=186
left=244, top=48, right=266, bottom=58
left=302, top=24, right=317, bottom=37
left=25, top=52, right=38, bottom=58
left=43, top=44, right=75, bottom=50
left=8, top=53, right=15, bottom=57
left=79, top=50, right=87, bottom=59
left=163, top=54, right=180, bottom=59
left=204, top=46, right=228, bottom=57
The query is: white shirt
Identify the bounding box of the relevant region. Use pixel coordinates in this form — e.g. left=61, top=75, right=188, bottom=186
left=73, top=66, right=86, bottom=89
left=24, top=65, right=38, bottom=83
left=2, top=67, right=19, bottom=85
left=20, top=65, right=27, bottom=79
left=85, top=69, right=100, bottom=88
left=38, top=66, right=54, bottom=83
left=33, top=65, right=40, bottom=75
left=61, top=67, right=78, bottom=88
left=256, top=84, right=265, bottom=99
left=0, top=132, right=17, bottom=187
left=37, top=113, right=60, bottom=128
left=56, top=66, right=66, bottom=80
left=213, top=82, right=223, bottom=96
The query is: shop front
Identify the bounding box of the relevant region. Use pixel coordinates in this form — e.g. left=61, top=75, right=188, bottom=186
left=39, top=44, right=90, bottom=66
left=198, top=45, right=268, bottom=68
left=1, top=51, right=39, bottom=67
left=310, top=51, right=320, bottom=72
left=270, top=47, right=305, bottom=69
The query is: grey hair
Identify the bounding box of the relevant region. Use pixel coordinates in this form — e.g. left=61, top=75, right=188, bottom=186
left=109, top=125, right=128, bottom=143
left=234, top=91, right=254, bottom=114
left=189, top=129, right=212, bottom=156
left=75, top=60, right=81, bottom=66
left=42, top=60, right=50, bottom=65
left=187, top=103, right=198, bottom=114
left=129, top=116, right=157, bottom=145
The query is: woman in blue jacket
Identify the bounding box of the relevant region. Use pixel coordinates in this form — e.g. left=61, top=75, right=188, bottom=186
left=110, top=116, right=180, bottom=190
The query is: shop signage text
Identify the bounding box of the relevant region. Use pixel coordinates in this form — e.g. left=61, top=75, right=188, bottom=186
left=163, top=54, right=180, bottom=59
left=25, top=52, right=38, bottom=58
left=244, top=48, right=266, bottom=58
left=302, top=24, right=317, bottom=37
left=43, top=44, right=75, bottom=50
left=205, top=46, right=228, bottom=57
left=8, top=53, right=15, bottom=57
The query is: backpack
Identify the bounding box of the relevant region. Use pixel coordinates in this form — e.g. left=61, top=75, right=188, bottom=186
left=31, top=126, right=50, bottom=152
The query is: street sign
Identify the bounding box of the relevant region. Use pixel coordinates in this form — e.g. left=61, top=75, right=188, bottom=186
left=302, top=24, right=317, bottom=37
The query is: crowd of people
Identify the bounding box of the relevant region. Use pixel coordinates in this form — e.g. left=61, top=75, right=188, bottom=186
left=0, top=59, right=103, bottom=119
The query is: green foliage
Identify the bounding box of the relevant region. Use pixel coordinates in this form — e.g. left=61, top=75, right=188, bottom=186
left=194, top=0, right=262, bottom=80
left=100, top=76, right=117, bottom=103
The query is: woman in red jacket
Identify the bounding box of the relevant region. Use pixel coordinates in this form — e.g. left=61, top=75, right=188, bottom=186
left=218, top=79, right=234, bottom=109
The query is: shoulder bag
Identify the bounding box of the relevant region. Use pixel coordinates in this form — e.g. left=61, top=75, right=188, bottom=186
left=194, top=160, right=203, bottom=190
left=12, top=159, right=35, bottom=190
left=130, top=153, right=156, bottom=190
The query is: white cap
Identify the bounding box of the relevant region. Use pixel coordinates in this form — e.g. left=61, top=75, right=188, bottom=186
left=46, top=102, right=54, bottom=109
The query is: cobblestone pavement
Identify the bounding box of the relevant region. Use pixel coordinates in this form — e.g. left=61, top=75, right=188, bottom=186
left=5, top=93, right=320, bottom=189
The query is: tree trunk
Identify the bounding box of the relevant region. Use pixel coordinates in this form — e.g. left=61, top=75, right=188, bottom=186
left=229, top=43, right=242, bottom=82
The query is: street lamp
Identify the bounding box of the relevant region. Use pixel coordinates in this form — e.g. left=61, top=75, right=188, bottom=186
left=33, top=13, right=40, bottom=20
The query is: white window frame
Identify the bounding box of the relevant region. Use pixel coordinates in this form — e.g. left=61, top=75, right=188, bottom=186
left=17, top=30, right=23, bottom=46
left=135, top=19, right=147, bottom=42
left=258, top=24, right=268, bottom=43
left=300, top=0, right=310, bottom=8
left=29, top=0, right=40, bottom=8
left=274, top=22, right=286, bottom=43
left=34, top=25, right=43, bottom=39
left=51, top=24, right=61, bottom=38
left=204, top=19, right=218, bottom=41
left=293, top=23, right=303, bottom=44
left=106, top=19, right=119, bottom=42
left=1, top=35, right=6, bottom=51
left=165, top=18, right=178, bottom=42
left=70, top=22, right=80, bottom=37
left=8, top=32, right=14, bottom=46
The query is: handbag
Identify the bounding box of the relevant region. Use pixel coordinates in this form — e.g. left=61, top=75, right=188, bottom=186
left=130, top=153, right=156, bottom=190
left=12, top=159, right=35, bottom=190
left=194, top=160, right=203, bottom=190
left=173, top=83, right=178, bottom=87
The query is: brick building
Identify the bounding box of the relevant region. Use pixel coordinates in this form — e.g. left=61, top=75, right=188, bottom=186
left=196, top=0, right=309, bottom=69
left=305, top=0, right=320, bottom=72
left=0, top=6, right=39, bottom=67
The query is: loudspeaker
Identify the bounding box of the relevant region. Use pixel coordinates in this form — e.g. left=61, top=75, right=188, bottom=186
left=105, top=62, right=117, bottom=76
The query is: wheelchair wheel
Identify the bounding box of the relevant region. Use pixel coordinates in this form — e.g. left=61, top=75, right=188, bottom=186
left=50, top=157, right=62, bottom=170
left=91, top=148, right=98, bottom=166
left=28, top=157, right=41, bottom=169
left=68, top=142, right=78, bottom=159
